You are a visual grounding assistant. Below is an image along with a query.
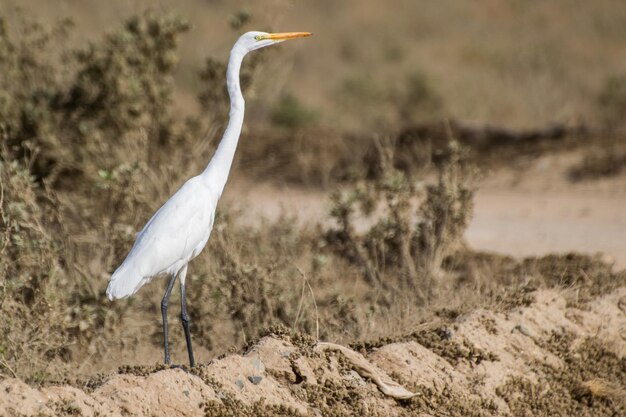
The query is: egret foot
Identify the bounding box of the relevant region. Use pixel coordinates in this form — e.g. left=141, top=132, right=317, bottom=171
left=169, top=364, right=190, bottom=373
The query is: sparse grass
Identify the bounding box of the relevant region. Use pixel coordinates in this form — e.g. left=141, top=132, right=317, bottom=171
left=185, top=212, right=311, bottom=350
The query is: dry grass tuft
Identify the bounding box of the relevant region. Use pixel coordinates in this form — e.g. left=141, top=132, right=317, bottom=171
left=573, top=379, right=626, bottom=406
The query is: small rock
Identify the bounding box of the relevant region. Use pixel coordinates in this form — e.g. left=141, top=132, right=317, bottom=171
left=512, top=324, right=533, bottom=337
left=235, top=379, right=245, bottom=390
left=182, top=390, right=190, bottom=397
left=248, top=375, right=263, bottom=385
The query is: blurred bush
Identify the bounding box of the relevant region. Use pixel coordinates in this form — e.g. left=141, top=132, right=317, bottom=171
left=597, top=75, right=626, bottom=132
left=198, top=53, right=263, bottom=123
left=568, top=148, right=626, bottom=182
left=228, top=10, right=252, bottom=32
left=270, top=93, right=319, bottom=129
left=237, top=127, right=358, bottom=186
left=63, top=12, right=189, bottom=159
left=1, top=12, right=191, bottom=184
left=397, top=71, right=444, bottom=125
left=337, top=69, right=444, bottom=130
left=0, top=14, right=70, bottom=180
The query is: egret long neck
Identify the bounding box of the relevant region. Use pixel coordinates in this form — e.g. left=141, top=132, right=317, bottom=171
left=201, top=46, right=246, bottom=196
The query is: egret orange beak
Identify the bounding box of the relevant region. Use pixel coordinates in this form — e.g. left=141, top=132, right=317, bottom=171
left=267, top=32, right=312, bottom=41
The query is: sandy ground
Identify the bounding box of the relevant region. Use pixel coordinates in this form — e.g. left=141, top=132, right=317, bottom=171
left=468, top=191, right=626, bottom=267
left=1, top=287, right=623, bottom=416
left=224, top=151, right=626, bottom=269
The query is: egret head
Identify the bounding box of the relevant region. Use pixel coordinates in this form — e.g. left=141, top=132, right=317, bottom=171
left=236, top=31, right=312, bottom=53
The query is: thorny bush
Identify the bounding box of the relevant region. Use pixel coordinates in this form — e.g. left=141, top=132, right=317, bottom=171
left=325, top=138, right=475, bottom=298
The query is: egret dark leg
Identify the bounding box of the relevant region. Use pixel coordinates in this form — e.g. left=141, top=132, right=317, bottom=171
left=179, top=265, right=195, bottom=367
left=161, top=273, right=177, bottom=365
left=180, top=283, right=195, bottom=367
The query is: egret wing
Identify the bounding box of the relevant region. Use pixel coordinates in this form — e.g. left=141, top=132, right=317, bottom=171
left=107, top=178, right=215, bottom=299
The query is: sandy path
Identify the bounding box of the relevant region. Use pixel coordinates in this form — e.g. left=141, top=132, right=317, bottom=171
left=468, top=192, right=626, bottom=267
left=224, top=172, right=626, bottom=269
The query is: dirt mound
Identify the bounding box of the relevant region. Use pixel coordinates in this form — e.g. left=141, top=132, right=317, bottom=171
left=1, top=288, right=624, bottom=416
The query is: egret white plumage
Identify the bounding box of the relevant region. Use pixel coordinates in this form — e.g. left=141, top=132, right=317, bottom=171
left=106, top=31, right=311, bottom=367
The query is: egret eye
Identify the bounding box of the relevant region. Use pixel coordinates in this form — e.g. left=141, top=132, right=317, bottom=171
left=254, top=35, right=265, bottom=41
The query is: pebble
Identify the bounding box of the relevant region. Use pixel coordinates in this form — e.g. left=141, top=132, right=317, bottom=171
left=511, top=324, right=533, bottom=337
left=248, top=375, right=263, bottom=385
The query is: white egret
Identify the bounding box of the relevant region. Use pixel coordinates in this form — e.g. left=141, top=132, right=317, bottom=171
left=106, top=31, right=312, bottom=367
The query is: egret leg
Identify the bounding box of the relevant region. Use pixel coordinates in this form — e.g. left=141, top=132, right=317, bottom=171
left=161, top=273, right=178, bottom=365
left=179, top=265, right=195, bottom=367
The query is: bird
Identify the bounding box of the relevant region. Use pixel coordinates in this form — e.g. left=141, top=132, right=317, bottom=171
left=106, top=31, right=312, bottom=367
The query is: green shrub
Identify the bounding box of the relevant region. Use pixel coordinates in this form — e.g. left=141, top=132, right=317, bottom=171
left=270, top=93, right=319, bottom=129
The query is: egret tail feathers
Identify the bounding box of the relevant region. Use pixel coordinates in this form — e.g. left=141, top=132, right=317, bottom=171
left=106, top=263, right=146, bottom=300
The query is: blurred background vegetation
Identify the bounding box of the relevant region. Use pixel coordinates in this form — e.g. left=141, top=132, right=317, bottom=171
left=0, top=0, right=625, bottom=382
left=2, top=0, right=626, bottom=132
